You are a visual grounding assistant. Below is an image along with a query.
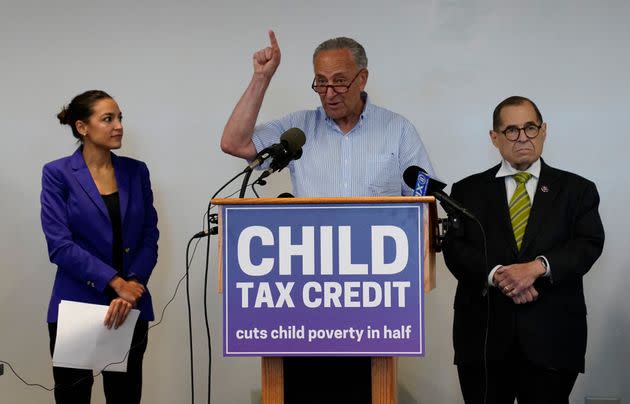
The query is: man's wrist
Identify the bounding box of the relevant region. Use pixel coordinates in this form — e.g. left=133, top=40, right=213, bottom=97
left=536, top=256, right=548, bottom=276
left=488, top=265, right=502, bottom=286
left=252, top=72, right=273, bottom=86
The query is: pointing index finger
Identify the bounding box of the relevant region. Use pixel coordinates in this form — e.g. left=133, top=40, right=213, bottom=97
left=268, top=30, right=279, bottom=49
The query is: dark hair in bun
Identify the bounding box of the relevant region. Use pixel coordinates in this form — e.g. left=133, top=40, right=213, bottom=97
left=57, top=90, right=112, bottom=140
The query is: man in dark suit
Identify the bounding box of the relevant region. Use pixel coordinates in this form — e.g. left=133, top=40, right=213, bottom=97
left=442, top=96, right=605, bottom=404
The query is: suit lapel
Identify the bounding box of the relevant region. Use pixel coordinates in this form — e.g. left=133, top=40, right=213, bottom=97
left=520, top=160, right=561, bottom=255
left=485, top=165, right=519, bottom=255
left=70, top=148, right=110, bottom=218
left=112, top=153, right=129, bottom=223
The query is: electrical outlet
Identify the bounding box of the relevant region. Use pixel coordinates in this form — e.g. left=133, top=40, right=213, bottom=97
left=585, top=397, right=621, bottom=404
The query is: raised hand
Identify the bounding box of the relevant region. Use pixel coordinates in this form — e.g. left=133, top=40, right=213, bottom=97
left=252, top=30, right=281, bottom=79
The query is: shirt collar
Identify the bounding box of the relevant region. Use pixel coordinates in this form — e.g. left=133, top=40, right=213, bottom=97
left=360, top=91, right=370, bottom=120
left=496, top=158, right=541, bottom=179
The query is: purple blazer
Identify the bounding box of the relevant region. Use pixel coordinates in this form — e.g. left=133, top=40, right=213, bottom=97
left=40, top=147, right=159, bottom=322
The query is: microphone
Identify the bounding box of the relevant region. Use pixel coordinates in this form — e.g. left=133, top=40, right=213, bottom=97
left=403, top=166, right=476, bottom=220
left=268, top=147, right=303, bottom=173
left=247, top=128, right=306, bottom=172
left=254, top=149, right=302, bottom=185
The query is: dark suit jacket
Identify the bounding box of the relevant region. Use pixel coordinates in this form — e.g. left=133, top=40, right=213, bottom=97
left=442, top=159, right=604, bottom=372
left=40, top=147, right=159, bottom=322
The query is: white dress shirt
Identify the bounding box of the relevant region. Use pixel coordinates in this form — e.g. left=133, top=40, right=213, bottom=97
left=488, top=159, right=551, bottom=286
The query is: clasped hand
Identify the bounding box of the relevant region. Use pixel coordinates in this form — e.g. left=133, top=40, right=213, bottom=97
left=105, top=277, right=145, bottom=329
left=493, top=260, right=544, bottom=304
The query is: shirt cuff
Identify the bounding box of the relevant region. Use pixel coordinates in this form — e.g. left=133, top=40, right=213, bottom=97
left=488, top=265, right=503, bottom=286
left=536, top=255, right=551, bottom=277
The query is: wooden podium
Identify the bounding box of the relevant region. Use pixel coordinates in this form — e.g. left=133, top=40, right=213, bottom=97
left=212, top=196, right=437, bottom=404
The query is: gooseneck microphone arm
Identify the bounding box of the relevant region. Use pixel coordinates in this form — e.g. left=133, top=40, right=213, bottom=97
left=402, top=165, right=476, bottom=220
left=239, top=169, right=254, bottom=198
left=431, top=190, right=476, bottom=220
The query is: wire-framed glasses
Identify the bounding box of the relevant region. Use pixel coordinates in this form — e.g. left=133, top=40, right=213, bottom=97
left=311, top=70, right=363, bottom=95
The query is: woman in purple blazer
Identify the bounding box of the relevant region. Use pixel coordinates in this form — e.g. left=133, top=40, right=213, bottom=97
left=40, top=90, right=159, bottom=404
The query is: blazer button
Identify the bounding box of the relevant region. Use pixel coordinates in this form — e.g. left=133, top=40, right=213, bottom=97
left=124, top=247, right=130, bottom=253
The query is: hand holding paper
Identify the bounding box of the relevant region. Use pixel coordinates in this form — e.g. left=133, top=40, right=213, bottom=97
left=53, top=300, right=140, bottom=372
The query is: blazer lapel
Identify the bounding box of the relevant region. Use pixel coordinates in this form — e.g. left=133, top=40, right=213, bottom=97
left=485, top=165, right=519, bottom=255
left=70, top=148, right=110, bottom=218
left=519, top=159, right=561, bottom=255
left=112, top=153, right=130, bottom=223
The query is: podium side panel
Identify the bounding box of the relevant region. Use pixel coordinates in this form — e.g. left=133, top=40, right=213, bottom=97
left=218, top=208, right=224, bottom=294
left=371, top=357, right=397, bottom=404
left=424, top=203, right=436, bottom=292
left=261, top=357, right=284, bottom=404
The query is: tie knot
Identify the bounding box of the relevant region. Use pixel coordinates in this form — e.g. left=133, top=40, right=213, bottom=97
left=513, top=172, right=532, bottom=184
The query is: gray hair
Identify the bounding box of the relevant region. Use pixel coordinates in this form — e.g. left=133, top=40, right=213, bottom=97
left=313, top=37, right=368, bottom=69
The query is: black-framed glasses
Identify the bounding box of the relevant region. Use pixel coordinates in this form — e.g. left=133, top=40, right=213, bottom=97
left=311, top=70, right=363, bottom=95
left=500, top=123, right=543, bottom=141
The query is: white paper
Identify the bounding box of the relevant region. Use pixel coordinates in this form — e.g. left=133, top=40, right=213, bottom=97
left=52, top=300, right=140, bottom=372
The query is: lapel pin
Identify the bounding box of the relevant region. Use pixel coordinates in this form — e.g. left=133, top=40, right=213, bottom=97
left=540, top=185, right=549, bottom=193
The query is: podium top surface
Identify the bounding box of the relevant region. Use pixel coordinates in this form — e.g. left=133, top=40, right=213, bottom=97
left=211, top=196, right=436, bottom=206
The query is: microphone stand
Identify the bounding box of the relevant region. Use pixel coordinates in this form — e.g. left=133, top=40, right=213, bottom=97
left=434, top=212, right=463, bottom=252
left=196, top=166, right=253, bottom=402
left=238, top=169, right=254, bottom=198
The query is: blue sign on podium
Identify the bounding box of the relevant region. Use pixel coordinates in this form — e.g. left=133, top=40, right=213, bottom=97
left=219, top=200, right=427, bottom=357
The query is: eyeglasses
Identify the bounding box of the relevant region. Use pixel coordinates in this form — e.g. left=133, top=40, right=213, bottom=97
left=500, top=123, right=543, bottom=141
left=311, top=70, right=363, bottom=95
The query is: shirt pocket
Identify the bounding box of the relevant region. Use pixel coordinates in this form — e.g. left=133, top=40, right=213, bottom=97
left=365, top=153, right=400, bottom=195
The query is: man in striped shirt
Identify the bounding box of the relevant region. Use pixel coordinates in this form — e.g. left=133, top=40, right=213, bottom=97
left=220, top=30, right=434, bottom=197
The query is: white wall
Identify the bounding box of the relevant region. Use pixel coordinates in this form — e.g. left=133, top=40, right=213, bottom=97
left=1, top=0, right=628, bottom=403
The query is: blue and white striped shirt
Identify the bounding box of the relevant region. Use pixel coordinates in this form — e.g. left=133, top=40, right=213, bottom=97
left=252, top=93, right=434, bottom=197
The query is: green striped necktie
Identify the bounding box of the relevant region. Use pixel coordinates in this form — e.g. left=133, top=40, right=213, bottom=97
left=510, top=172, right=532, bottom=250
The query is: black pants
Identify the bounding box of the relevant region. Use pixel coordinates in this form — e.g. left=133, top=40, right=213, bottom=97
left=48, top=320, right=149, bottom=404
left=457, top=347, right=578, bottom=404
left=284, top=357, right=372, bottom=404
